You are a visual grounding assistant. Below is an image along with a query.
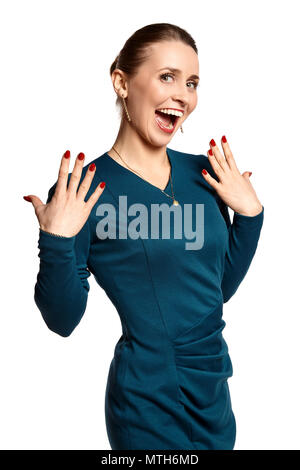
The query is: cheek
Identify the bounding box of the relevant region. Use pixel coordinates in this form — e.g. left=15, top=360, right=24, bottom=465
left=185, top=97, right=197, bottom=117
left=150, top=80, right=168, bottom=102
left=191, top=94, right=198, bottom=110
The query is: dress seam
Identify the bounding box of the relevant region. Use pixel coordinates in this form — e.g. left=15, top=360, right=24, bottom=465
left=138, top=237, right=183, bottom=407
left=172, top=299, right=223, bottom=343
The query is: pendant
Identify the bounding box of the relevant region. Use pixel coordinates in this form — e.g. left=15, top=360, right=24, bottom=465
left=173, top=199, right=179, bottom=206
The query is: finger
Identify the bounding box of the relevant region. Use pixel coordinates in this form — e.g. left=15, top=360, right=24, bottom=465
left=207, top=149, right=223, bottom=181
left=209, top=139, right=228, bottom=172
left=67, top=152, right=86, bottom=194
left=85, top=180, right=106, bottom=212
left=55, top=150, right=71, bottom=197
left=23, top=195, right=44, bottom=211
left=77, top=162, right=97, bottom=201
left=220, top=136, right=240, bottom=173
left=201, top=168, right=219, bottom=190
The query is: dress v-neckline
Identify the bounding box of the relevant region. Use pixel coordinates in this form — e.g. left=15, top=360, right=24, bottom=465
left=103, top=147, right=173, bottom=194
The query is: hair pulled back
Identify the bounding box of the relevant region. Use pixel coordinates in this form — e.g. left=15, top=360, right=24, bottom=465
left=109, top=23, right=198, bottom=120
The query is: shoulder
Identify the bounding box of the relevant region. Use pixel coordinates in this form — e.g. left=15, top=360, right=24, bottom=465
left=169, top=148, right=230, bottom=223
left=168, top=147, right=210, bottom=165
left=168, top=147, right=218, bottom=181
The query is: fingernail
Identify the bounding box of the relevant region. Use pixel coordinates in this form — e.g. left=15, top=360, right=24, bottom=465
left=89, top=163, right=96, bottom=171
left=202, top=169, right=207, bottom=175
left=210, top=139, right=216, bottom=147
left=222, top=135, right=227, bottom=143
left=100, top=181, right=106, bottom=188
left=23, top=196, right=32, bottom=202
left=249, top=171, right=252, bottom=176
left=208, top=149, right=213, bottom=156
left=78, top=152, right=85, bottom=160
left=64, top=150, right=70, bottom=159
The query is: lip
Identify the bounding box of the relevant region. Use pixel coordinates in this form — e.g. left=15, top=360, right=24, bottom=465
left=154, top=111, right=180, bottom=134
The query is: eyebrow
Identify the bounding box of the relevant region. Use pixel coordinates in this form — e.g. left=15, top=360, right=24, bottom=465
left=157, top=67, right=199, bottom=80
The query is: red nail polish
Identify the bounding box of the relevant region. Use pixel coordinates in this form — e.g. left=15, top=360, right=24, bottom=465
left=249, top=171, right=252, bottom=176
left=208, top=149, right=213, bottom=156
left=23, top=196, right=32, bottom=202
left=89, top=163, right=96, bottom=171
left=100, top=182, right=106, bottom=188
left=222, top=135, right=227, bottom=143
left=202, top=169, right=207, bottom=175
left=210, top=139, right=216, bottom=147
left=64, top=150, right=70, bottom=159
left=78, top=152, right=85, bottom=160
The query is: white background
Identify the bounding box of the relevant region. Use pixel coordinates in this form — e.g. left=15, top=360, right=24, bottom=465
left=1, top=0, right=299, bottom=450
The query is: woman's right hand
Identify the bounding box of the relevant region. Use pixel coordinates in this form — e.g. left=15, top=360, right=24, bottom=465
left=23, top=150, right=106, bottom=238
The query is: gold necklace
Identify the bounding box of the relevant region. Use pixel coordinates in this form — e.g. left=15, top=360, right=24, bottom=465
left=111, top=146, right=179, bottom=206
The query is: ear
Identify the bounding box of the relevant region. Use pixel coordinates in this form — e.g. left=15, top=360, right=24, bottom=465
left=111, top=69, right=128, bottom=97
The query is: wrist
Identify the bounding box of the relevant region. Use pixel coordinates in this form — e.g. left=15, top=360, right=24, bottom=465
left=235, top=203, right=263, bottom=217
left=39, top=226, right=73, bottom=238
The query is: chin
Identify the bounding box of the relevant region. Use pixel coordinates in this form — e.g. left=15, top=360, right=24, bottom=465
left=150, top=131, right=174, bottom=146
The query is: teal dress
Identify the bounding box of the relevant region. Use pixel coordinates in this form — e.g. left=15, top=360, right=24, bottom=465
left=34, top=147, right=264, bottom=450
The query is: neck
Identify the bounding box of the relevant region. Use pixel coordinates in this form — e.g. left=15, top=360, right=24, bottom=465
left=108, top=118, right=170, bottom=173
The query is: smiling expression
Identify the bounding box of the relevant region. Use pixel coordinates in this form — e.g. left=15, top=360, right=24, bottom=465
left=116, top=40, right=199, bottom=145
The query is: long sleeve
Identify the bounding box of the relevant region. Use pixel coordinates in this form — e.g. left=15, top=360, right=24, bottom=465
left=218, top=197, right=264, bottom=303
left=34, top=183, right=92, bottom=337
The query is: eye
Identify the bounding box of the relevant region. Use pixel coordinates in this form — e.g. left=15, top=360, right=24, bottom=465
left=187, top=81, right=199, bottom=89
left=160, top=73, right=198, bottom=89
left=160, top=73, right=174, bottom=83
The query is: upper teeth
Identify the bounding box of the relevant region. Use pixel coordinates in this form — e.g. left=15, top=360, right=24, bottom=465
left=157, top=108, right=184, bottom=117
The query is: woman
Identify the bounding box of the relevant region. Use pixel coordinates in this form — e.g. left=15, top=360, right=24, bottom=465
left=24, top=23, right=264, bottom=450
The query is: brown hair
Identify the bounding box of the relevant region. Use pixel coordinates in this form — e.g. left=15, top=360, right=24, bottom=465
left=109, top=23, right=198, bottom=120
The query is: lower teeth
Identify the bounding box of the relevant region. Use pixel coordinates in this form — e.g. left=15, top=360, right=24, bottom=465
left=157, top=117, right=174, bottom=129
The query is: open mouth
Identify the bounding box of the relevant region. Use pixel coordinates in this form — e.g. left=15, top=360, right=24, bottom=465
left=154, top=110, right=179, bottom=132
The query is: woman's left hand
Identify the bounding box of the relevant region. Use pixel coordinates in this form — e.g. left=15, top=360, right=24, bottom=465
left=202, top=137, right=263, bottom=217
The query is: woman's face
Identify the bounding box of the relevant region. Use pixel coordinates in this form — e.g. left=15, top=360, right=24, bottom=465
left=120, top=40, right=199, bottom=146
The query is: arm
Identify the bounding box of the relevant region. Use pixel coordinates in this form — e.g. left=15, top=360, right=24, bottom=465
left=34, top=183, right=92, bottom=337
left=217, top=196, right=264, bottom=303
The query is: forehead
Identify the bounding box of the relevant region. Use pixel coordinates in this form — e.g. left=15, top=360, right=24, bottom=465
left=142, top=41, right=199, bottom=73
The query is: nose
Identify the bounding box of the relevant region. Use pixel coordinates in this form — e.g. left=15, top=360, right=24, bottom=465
left=171, top=89, right=189, bottom=108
